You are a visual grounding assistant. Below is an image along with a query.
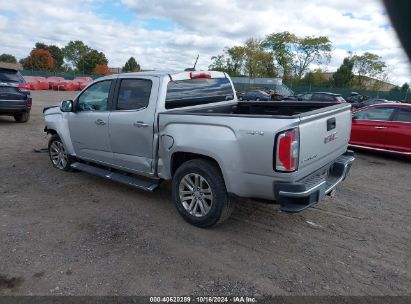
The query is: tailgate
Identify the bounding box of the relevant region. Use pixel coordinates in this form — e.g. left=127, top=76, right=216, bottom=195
left=297, top=104, right=352, bottom=177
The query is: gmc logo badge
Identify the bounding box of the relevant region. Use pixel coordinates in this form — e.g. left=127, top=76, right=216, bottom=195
left=324, top=132, right=338, bottom=144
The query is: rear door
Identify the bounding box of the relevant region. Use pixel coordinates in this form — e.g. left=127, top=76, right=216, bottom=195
left=68, top=80, right=114, bottom=164
left=108, top=76, right=159, bottom=174
left=350, top=106, right=396, bottom=149
left=384, top=107, right=411, bottom=153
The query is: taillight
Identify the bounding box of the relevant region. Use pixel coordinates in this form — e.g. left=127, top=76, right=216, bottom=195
left=26, top=98, right=32, bottom=108
left=275, top=128, right=299, bottom=172
left=18, top=83, right=31, bottom=92
left=190, top=71, right=211, bottom=79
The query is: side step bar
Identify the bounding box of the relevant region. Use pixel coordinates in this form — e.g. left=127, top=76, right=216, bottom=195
left=70, top=162, right=160, bottom=192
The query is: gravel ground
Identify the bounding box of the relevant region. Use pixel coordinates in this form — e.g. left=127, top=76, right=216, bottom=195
left=0, top=91, right=410, bottom=296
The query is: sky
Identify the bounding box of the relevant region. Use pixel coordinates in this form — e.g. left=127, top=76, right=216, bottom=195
left=0, top=0, right=410, bottom=85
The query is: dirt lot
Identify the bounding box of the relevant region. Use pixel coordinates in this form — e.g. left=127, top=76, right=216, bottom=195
left=0, top=91, right=410, bottom=296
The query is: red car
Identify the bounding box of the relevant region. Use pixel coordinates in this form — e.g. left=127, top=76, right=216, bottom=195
left=350, top=103, right=411, bottom=156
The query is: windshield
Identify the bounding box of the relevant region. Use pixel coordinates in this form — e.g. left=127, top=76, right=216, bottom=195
left=0, top=69, right=24, bottom=83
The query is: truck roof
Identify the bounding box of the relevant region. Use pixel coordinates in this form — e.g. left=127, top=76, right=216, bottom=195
left=101, top=70, right=227, bottom=81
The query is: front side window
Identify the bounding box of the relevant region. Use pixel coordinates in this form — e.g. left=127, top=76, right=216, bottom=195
left=355, top=107, right=395, bottom=121
left=78, top=80, right=111, bottom=112
left=116, top=79, right=152, bottom=110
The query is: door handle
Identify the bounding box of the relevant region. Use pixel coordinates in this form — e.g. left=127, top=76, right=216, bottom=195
left=94, top=119, right=106, bottom=125
left=133, top=121, right=149, bottom=128
left=374, top=126, right=387, bottom=129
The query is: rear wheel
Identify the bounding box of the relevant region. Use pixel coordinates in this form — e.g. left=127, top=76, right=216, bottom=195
left=48, top=134, right=72, bottom=171
left=172, top=159, right=234, bottom=228
left=14, top=112, right=30, bottom=123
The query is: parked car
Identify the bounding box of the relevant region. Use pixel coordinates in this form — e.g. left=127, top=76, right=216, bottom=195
left=297, top=92, right=346, bottom=103
left=23, top=76, right=49, bottom=90
left=346, top=92, right=370, bottom=103
left=44, top=70, right=354, bottom=227
left=350, top=103, right=411, bottom=156
left=51, top=80, right=80, bottom=91
left=351, top=98, right=393, bottom=109
left=0, top=68, right=32, bottom=122
left=46, top=77, right=65, bottom=89
left=239, top=90, right=271, bottom=101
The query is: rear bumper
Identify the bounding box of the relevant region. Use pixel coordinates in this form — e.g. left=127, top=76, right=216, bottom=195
left=274, top=151, right=355, bottom=212
left=0, top=100, right=30, bottom=114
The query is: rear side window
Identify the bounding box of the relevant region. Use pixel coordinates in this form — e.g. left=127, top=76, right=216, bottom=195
left=312, top=93, right=334, bottom=101
left=336, top=96, right=346, bottom=102
left=0, top=69, right=24, bottom=83
left=355, top=107, right=395, bottom=121
left=116, top=79, right=152, bottom=110
left=301, top=93, right=312, bottom=101
left=394, top=108, right=411, bottom=122
left=165, top=78, right=234, bottom=109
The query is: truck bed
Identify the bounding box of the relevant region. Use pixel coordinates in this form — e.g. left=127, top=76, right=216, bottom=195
left=165, top=101, right=346, bottom=118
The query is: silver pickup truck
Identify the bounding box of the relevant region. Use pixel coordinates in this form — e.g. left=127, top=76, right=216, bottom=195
left=43, top=70, right=354, bottom=227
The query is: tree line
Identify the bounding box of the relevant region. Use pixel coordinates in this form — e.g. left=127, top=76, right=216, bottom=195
left=208, top=31, right=409, bottom=92
left=0, top=41, right=141, bottom=75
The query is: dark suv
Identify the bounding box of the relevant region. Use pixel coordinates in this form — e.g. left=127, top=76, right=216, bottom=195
left=0, top=68, right=32, bottom=122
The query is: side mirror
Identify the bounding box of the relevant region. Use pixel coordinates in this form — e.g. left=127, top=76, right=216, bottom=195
left=297, top=97, right=302, bottom=101
left=60, top=100, right=74, bottom=112
left=352, top=113, right=358, bottom=120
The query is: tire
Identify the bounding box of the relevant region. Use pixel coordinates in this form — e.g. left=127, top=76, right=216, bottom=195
left=48, top=134, right=73, bottom=171
left=172, top=159, right=235, bottom=228
left=14, top=112, right=30, bottom=123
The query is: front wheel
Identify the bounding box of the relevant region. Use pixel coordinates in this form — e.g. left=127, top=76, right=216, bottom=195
left=172, top=159, right=234, bottom=228
left=48, top=134, right=72, bottom=171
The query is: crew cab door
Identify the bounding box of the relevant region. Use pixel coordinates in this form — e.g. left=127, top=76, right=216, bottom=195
left=68, top=79, right=114, bottom=164
left=350, top=106, right=396, bottom=149
left=108, top=77, right=159, bottom=174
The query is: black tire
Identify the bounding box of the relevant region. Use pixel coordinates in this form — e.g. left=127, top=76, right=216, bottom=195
left=48, top=134, right=73, bottom=171
left=14, top=112, right=30, bottom=123
left=172, top=159, right=234, bottom=228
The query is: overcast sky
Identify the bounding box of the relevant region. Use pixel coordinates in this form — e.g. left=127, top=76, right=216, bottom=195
left=0, top=0, right=410, bottom=85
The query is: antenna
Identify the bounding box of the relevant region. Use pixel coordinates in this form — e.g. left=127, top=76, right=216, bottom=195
left=184, top=55, right=199, bottom=71
left=193, top=54, right=199, bottom=70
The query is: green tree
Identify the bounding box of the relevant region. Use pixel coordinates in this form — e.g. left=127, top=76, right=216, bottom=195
left=401, top=82, right=410, bottom=92
left=294, top=36, right=332, bottom=80
left=209, top=46, right=245, bottom=76
left=332, top=57, right=354, bottom=87
left=301, top=69, right=329, bottom=86
left=263, top=31, right=297, bottom=79
left=122, top=57, right=140, bottom=72
left=0, top=53, right=17, bottom=63
left=77, top=50, right=108, bottom=74
left=243, top=38, right=277, bottom=78
left=352, top=52, right=386, bottom=88
left=62, top=40, right=91, bottom=69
